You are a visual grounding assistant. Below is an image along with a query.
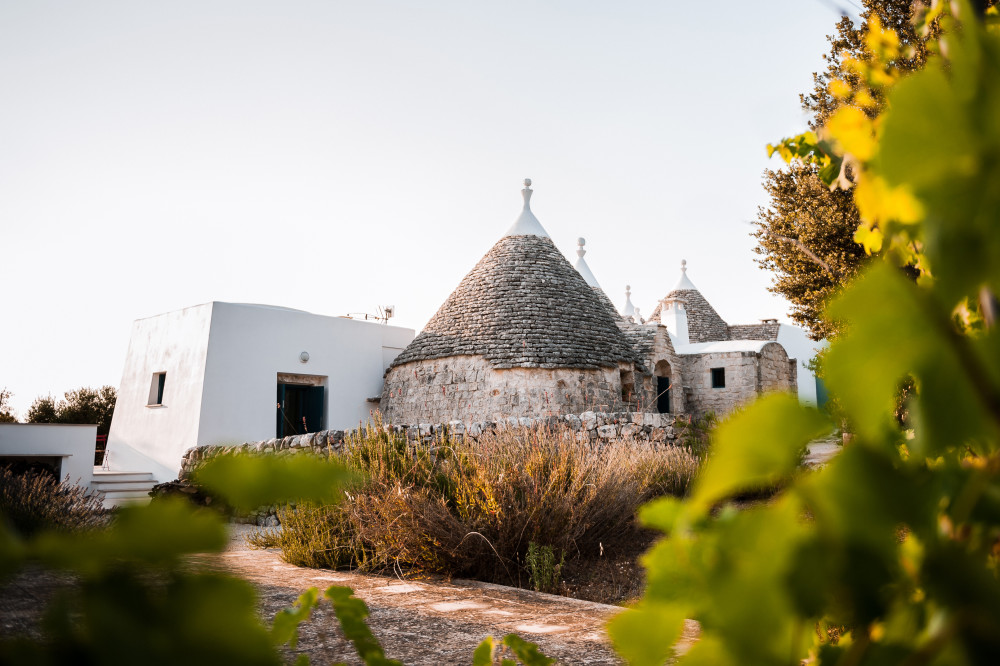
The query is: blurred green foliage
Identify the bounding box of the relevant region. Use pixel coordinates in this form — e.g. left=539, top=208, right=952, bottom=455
left=611, top=3, right=1000, bottom=663
left=472, top=633, right=556, bottom=666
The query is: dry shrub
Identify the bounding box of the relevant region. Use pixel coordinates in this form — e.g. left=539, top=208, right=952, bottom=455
left=270, top=424, right=700, bottom=585
left=0, top=467, right=107, bottom=536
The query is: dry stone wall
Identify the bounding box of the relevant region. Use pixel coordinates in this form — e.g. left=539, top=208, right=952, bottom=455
left=381, top=355, right=637, bottom=424
left=178, top=409, right=692, bottom=479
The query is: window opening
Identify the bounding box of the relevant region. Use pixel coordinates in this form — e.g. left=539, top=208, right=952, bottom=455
left=148, top=372, right=166, bottom=405
left=654, top=360, right=672, bottom=414
left=711, top=368, right=726, bottom=389
left=620, top=369, right=635, bottom=404
left=276, top=382, right=325, bottom=438
left=657, top=376, right=671, bottom=413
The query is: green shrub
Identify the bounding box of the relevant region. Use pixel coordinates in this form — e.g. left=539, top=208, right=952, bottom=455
left=525, top=542, right=564, bottom=593
left=266, top=424, right=701, bottom=586
left=676, top=411, right=717, bottom=459
left=0, top=467, right=107, bottom=536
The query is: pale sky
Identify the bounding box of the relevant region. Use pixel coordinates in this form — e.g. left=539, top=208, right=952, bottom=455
left=0, top=0, right=859, bottom=416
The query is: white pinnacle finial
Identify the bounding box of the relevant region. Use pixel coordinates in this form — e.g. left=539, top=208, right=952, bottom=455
left=573, top=236, right=600, bottom=287
left=623, top=283, right=636, bottom=317
left=673, top=258, right=697, bottom=291
left=504, top=178, right=549, bottom=238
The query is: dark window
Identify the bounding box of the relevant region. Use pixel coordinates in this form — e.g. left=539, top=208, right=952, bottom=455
left=276, top=383, right=325, bottom=438
left=149, top=372, right=166, bottom=405
left=711, top=368, right=726, bottom=388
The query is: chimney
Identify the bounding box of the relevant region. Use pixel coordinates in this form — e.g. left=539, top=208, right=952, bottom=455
left=660, top=295, right=689, bottom=345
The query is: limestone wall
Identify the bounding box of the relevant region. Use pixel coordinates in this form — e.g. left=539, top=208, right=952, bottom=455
left=628, top=325, right=685, bottom=414
left=380, top=355, right=636, bottom=424
left=177, top=409, right=693, bottom=479
left=681, top=342, right=796, bottom=416
left=682, top=351, right=761, bottom=415
left=758, top=342, right=798, bottom=393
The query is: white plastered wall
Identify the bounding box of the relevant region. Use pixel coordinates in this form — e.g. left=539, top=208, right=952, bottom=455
left=105, top=303, right=214, bottom=481
left=196, top=303, right=413, bottom=447
left=0, top=423, right=97, bottom=488
left=107, top=302, right=414, bottom=482
left=776, top=324, right=828, bottom=406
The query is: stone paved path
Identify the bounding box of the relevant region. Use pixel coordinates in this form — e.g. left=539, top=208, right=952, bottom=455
left=803, top=437, right=842, bottom=469
left=206, top=527, right=647, bottom=665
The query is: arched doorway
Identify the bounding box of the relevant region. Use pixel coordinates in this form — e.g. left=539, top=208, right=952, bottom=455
left=654, top=360, right=672, bottom=414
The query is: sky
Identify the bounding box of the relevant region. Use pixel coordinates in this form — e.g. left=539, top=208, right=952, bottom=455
left=0, top=0, right=862, bottom=416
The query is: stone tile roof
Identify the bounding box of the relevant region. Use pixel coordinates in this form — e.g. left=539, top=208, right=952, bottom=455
left=389, top=234, right=639, bottom=370
left=617, top=322, right=656, bottom=372
left=728, top=322, right=781, bottom=341
left=647, top=289, right=729, bottom=343
left=592, top=286, right=624, bottom=323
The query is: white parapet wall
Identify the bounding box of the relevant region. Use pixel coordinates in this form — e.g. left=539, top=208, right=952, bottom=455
left=106, top=302, right=414, bottom=482
left=776, top=324, right=828, bottom=406
left=0, top=423, right=97, bottom=488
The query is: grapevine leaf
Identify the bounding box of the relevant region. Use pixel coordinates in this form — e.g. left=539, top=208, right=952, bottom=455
left=637, top=496, right=684, bottom=534
left=607, top=602, right=685, bottom=666
left=825, top=262, right=998, bottom=451
left=472, top=636, right=495, bottom=666
left=32, top=498, right=227, bottom=575
left=325, top=586, right=402, bottom=666
left=501, top=634, right=555, bottom=666
left=691, top=393, right=830, bottom=509
left=195, top=452, right=356, bottom=511
left=271, top=587, right=321, bottom=648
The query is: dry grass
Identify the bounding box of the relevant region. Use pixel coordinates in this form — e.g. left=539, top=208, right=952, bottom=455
left=0, top=467, right=108, bottom=536
left=258, top=424, right=701, bottom=587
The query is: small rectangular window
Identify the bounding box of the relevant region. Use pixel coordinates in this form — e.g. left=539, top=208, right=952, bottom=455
left=711, top=368, right=726, bottom=389
left=148, top=372, right=166, bottom=405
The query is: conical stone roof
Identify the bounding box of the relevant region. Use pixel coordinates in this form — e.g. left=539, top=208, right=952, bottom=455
left=389, top=182, right=638, bottom=371
left=648, top=261, right=729, bottom=343
left=591, top=286, right=624, bottom=323
left=572, top=237, right=623, bottom=322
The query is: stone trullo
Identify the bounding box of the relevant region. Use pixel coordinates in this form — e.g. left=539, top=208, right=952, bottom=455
left=380, top=180, right=818, bottom=424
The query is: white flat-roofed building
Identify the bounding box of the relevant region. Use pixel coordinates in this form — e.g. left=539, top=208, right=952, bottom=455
left=106, top=301, right=414, bottom=482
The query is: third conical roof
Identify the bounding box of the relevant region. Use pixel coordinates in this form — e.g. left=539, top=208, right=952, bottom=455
left=648, top=260, right=729, bottom=342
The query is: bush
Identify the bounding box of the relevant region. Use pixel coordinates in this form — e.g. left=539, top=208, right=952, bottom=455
left=525, top=541, right=564, bottom=593
left=676, top=411, right=717, bottom=459
left=265, top=424, right=701, bottom=586
left=0, top=467, right=107, bottom=536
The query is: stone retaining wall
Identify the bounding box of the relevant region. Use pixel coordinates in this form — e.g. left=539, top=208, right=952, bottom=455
left=178, top=410, right=691, bottom=479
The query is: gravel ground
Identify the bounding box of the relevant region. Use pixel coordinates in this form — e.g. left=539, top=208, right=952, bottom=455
left=2, top=524, right=694, bottom=664
left=213, top=525, right=634, bottom=664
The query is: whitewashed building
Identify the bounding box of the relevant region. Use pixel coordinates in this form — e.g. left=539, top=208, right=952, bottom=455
left=106, top=302, right=413, bottom=481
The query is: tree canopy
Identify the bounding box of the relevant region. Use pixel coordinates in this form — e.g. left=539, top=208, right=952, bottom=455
left=753, top=0, right=993, bottom=340
left=26, top=385, right=117, bottom=436
left=0, top=388, right=16, bottom=423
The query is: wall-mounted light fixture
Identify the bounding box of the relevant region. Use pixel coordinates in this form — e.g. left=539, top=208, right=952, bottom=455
left=299, top=351, right=310, bottom=363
